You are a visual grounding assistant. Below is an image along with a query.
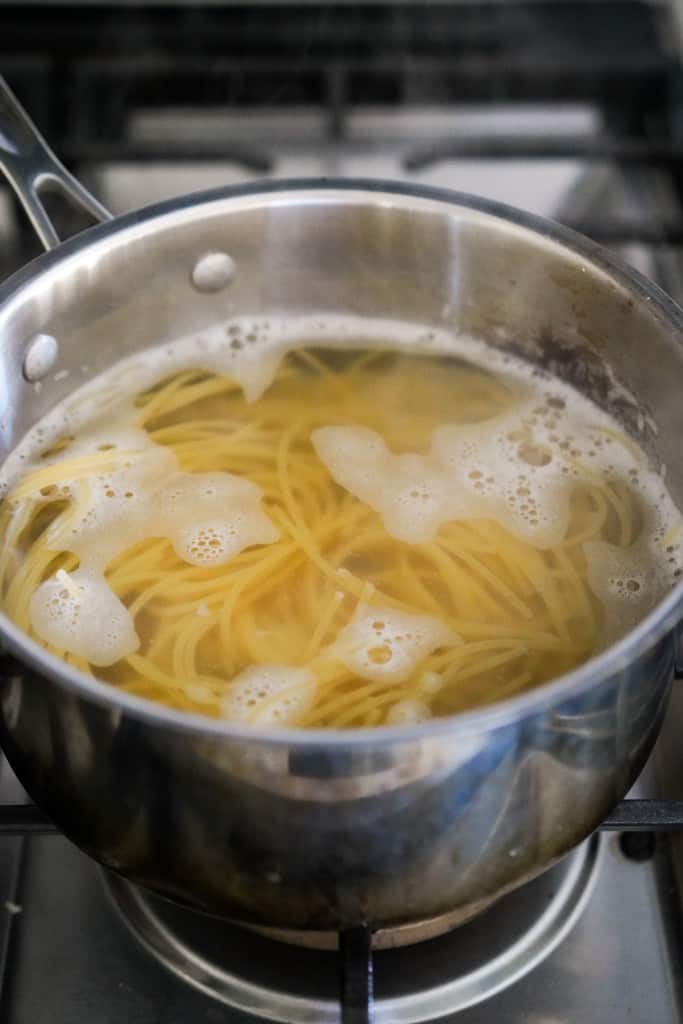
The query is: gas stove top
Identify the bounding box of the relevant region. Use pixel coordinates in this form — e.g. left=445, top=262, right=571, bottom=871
left=0, top=769, right=681, bottom=1022
left=3, top=2, right=683, bottom=1021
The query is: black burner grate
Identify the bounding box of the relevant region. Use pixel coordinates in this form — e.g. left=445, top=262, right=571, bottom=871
left=0, top=2, right=682, bottom=253
left=2, top=798, right=683, bottom=837
left=0, top=798, right=680, bottom=1024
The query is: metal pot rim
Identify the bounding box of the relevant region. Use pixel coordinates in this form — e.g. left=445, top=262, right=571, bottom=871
left=1, top=176, right=682, bottom=746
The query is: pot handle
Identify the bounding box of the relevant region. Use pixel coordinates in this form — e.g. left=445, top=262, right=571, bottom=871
left=0, top=76, right=112, bottom=251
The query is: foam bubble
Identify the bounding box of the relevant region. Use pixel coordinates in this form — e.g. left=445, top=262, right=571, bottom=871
left=64, top=418, right=154, bottom=459
left=584, top=540, right=656, bottom=643
left=27, top=434, right=278, bottom=663
left=386, top=698, right=432, bottom=725
left=221, top=665, right=317, bottom=725
left=311, top=426, right=469, bottom=544
left=43, top=433, right=278, bottom=575
left=332, top=603, right=459, bottom=683
left=314, top=392, right=680, bottom=551
left=159, top=472, right=279, bottom=566
left=416, top=671, right=444, bottom=697
left=45, top=445, right=176, bottom=572
left=585, top=506, right=683, bottom=644
left=432, top=399, right=576, bottom=547
left=29, top=568, right=138, bottom=667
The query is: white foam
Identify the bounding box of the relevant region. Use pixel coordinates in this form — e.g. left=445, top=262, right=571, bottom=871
left=585, top=505, right=683, bottom=644
left=45, top=445, right=176, bottom=573
left=314, top=392, right=682, bottom=553
left=432, top=397, right=582, bottom=547
left=584, top=540, right=656, bottom=643
left=332, top=603, right=460, bottom=683
left=386, top=698, right=433, bottom=725
left=41, top=434, right=277, bottom=576
left=416, top=671, right=445, bottom=697
left=29, top=568, right=138, bottom=667
left=221, top=665, right=317, bottom=725
left=159, top=472, right=279, bottom=566
left=311, top=426, right=469, bottom=544
left=27, top=428, right=278, bottom=661
left=64, top=418, right=154, bottom=458
left=3, top=312, right=682, bottom=664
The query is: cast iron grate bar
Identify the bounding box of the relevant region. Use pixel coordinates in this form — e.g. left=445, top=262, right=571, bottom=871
left=0, top=805, right=56, bottom=835
left=3, top=799, right=683, bottom=836
left=0, top=3, right=668, bottom=64
left=57, top=141, right=274, bottom=172
left=340, top=924, right=374, bottom=1024
left=600, top=800, right=683, bottom=831
left=403, top=137, right=683, bottom=170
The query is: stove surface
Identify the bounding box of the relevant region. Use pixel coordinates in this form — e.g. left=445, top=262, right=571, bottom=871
left=0, top=769, right=680, bottom=1023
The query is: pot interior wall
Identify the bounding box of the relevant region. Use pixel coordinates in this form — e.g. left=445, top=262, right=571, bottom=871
left=1, top=187, right=682, bottom=501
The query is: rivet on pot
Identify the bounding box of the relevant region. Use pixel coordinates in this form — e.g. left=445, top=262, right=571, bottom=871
left=23, top=333, right=59, bottom=382
left=191, top=252, right=236, bottom=293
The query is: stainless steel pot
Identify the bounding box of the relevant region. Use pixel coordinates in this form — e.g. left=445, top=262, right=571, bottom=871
left=0, top=77, right=682, bottom=934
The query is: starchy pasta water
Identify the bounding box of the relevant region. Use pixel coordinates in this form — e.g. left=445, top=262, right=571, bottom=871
left=0, top=316, right=680, bottom=728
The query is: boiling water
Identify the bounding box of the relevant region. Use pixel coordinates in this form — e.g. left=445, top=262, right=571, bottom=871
left=0, top=317, right=680, bottom=728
